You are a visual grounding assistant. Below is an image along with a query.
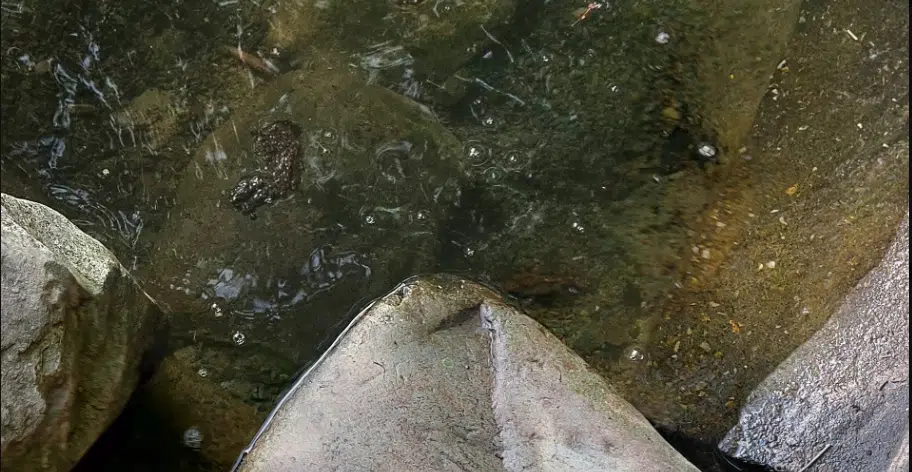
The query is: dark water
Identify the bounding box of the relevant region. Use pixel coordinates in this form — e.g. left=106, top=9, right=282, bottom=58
left=1, top=0, right=792, bottom=469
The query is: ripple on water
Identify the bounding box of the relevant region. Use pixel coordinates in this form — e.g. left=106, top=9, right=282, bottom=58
left=46, top=183, right=144, bottom=248
left=199, top=246, right=372, bottom=321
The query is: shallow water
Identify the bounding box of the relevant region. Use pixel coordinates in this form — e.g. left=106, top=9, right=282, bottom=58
left=1, top=0, right=825, bottom=469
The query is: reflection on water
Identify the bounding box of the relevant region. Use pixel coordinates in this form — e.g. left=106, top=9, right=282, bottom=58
left=200, top=246, right=371, bottom=321
left=47, top=183, right=145, bottom=249
left=2, top=0, right=751, bottom=469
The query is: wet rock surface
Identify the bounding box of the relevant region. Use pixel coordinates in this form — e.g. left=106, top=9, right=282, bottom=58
left=236, top=275, right=700, bottom=472
left=718, top=212, right=910, bottom=471
left=606, top=0, right=910, bottom=461
left=0, top=193, right=161, bottom=471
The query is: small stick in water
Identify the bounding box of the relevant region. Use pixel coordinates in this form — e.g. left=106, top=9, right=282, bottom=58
left=224, top=46, right=280, bottom=76
left=797, top=444, right=832, bottom=472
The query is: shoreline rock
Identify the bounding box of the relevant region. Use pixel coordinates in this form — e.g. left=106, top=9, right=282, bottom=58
left=1, top=193, right=162, bottom=471
left=719, top=212, right=910, bottom=471
left=236, top=275, right=699, bottom=472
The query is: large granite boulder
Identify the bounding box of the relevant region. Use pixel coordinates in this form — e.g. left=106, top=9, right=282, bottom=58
left=719, top=212, right=910, bottom=471
left=0, top=193, right=162, bottom=471
left=233, top=275, right=699, bottom=471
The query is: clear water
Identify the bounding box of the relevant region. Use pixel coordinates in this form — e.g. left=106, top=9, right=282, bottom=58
left=0, top=0, right=799, bottom=469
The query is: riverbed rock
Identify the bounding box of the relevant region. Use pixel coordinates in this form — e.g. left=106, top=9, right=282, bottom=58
left=267, top=0, right=517, bottom=81
left=139, top=65, right=467, bottom=368
left=0, top=193, right=162, bottom=471
left=235, top=275, right=699, bottom=472
left=718, top=212, right=910, bottom=471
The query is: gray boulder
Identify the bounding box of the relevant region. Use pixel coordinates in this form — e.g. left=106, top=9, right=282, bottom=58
left=719, top=212, right=910, bottom=471
left=0, top=193, right=161, bottom=471
left=235, top=275, right=699, bottom=472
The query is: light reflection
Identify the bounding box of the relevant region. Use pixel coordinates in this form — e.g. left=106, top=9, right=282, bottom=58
left=198, top=247, right=371, bottom=321
left=46, top=183, right=144, bottom=248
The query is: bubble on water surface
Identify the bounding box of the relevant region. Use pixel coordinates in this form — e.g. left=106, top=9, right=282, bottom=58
left=483, top=167, right=503, bottom=183
left=697, top=143, right=717, bottom=158
left=211, top=303, right=224, bottom=318
left=622, top=345, right=646, bottom=362
left=232, top=331, right=246, bottom=345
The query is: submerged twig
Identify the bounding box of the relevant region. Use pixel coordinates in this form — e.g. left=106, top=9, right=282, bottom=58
left=797, top=444, right=832, bottom=472
left=480, top=25, right=514, bottom=63
left=224, top=45, right=279, bottom=76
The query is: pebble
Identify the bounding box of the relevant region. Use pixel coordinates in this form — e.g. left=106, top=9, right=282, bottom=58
left=699, top=341, right=712, bottom=352
left=701, top=248, right=711, bottom=259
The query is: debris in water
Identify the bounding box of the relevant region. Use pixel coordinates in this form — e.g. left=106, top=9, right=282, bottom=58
left=655, top=32, right=671, bottom=44
left=797, top=444, right=832, bottom=472
left=224, top=46, right=279, bottom=76
left=571, top=2, right=603, bottom=26
left=728, top=320, right=742, bottom=334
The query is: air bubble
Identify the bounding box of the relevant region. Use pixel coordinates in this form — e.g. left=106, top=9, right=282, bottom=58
left=364, top=214, right=376, bottom=225
left=483, top=168, right=502, bottom=182
left=232, top=331, right=246, bottom=345
left=697, top=143, right=717, bottom=158
left=622, top=345, right=646, bottom=362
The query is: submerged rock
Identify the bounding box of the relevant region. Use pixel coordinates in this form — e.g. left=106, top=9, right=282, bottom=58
left=234, top=275, right=699, bottom=471
left=719, top=212, right=910, bottom=471
left=139, top=65, right=467, bottom=365
left=266, top=0, right=518, bottom=80
left=0, top=193, right=162, bottom=471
